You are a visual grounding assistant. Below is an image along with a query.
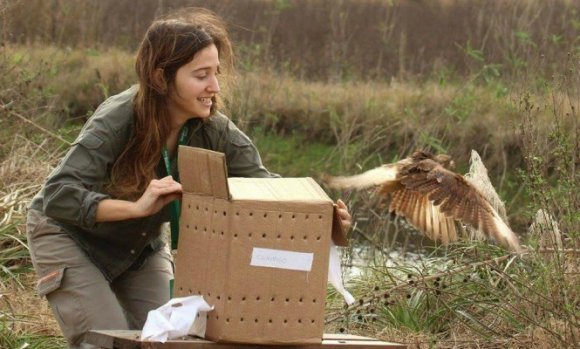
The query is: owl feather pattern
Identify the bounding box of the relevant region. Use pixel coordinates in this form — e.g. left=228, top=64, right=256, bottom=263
left=326, top=151, right=521, bottom=252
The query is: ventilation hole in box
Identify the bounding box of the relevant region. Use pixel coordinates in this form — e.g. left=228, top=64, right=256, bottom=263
left=221, top=231, right=224, bottom=236
left=269, top=319, right=273, bottom=323
left=277, top=234, right=281, bottom=239
left=299, top=297, right=303, bottom=303
left=205, top=207, right=208, bottom=211
left=206, top=314, right=209, bottom=319
left=188, top=289, right=192, bottom=293
left=233, top=233, right=238, bottom=238
left=254, top=319, right=259, bottom=323
left=312, top=299, right=317, bottom=303
left=226, top=318, right=230, bottom=323
left=212, top=229, right=215, bottom=234
left=248, top=232, right=252, bottom=238
left=223, top=211, right=227, bottom=216
left=242, top=296, right=246, bottom=301
left=290, top=235, right=294, bottom=240
left=298, top=319, right=302, bottom=324
left=217, top=295, right=221, bottom=300
left=216, top=316, right=219, bottom=320
left=198, top=290, right=201, bottom=294
left=194, top=225, right=198, bottom=230
left=256, top=296, right=261, bottom=301
left=278, top=214, right=282, bottom=219
left=227, top=296, right=231, bottom=301
left=303, top=235, right=307, bottom=240
left=196, top=205, right=199, bottom=210
left=263, top=213, right=268, bottom=218
left=214, top=210, right=218, bottom=214
left=311, top=319, right=315, bottom=324
left=186, top=224, right=190, bottom=229
left=208, top=292, right=211, bottom=296
left=249, top=212, right=253, bottom=216
left=284, top=319, right=288, bottom=324
left=240, top=317, right=244, bottom=322
left=196, top=314, right=199, bottom=318
left=236, top=212, right=240, bottom=216
left=203, top=227, right=207, bottom=232
left=262, top=233, right=266, bottom=238
left=316, top=236, right=321, bottom=240
left=318, top=215, right=322, bottom=219
left=271, top=297, right=275, bottom=302
left=291, top=214, right=296, bottom=219
left=179, top=287, right=183, bottom=291
left=285, top=298, right=290, bottom=302
left=305, top=214, right=309, bottom=219
left=187, top=204, right=191, bottom=209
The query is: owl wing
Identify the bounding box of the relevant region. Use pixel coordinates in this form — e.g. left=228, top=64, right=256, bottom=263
left=389, top=189, right=459, bottom=245
left=395, top=160, right=521, bottom=252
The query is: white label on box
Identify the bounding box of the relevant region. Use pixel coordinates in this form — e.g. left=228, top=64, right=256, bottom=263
left=250, top=248, right=314, bottom=272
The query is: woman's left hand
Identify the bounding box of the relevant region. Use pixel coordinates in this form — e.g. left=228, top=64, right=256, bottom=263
left=336, top=199, right=352, bottom=231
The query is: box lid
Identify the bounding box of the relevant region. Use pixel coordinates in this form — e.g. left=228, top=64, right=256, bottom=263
left=228, top=177, right=332, bottom=203
left=178, top=145, right=348, bottom=246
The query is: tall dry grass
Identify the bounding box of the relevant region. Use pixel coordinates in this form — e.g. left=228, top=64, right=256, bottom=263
left=0, top=1, right=578, bottom=347
left=2, top=0, right=579, bottom=80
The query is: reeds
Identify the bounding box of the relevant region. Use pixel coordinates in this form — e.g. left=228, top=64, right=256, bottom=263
left=0, top=1, right=577, bottom=347
left=3, top=0, right=579, bottom=80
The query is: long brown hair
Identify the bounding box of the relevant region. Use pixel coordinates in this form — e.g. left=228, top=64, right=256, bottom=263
left=107, top=8, right=233, bottom=200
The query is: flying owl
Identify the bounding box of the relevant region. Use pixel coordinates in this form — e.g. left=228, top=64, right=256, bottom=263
left=325, top=151, right=522, bottom=252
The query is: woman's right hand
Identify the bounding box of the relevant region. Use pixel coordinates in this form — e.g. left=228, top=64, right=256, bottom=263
left=133, top=176, right=183, bottom=218
left=95, top=176, right=182, bottom=222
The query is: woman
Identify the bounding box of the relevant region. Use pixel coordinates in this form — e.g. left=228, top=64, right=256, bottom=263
left=26, top=8, right=351, bottom=348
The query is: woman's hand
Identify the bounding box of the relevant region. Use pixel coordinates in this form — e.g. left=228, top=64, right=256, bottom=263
left=133, top=176, right=183, bottom=217
left=336, top=199, right=352, bottom=231
left=95, top=176, right=182, bottom=222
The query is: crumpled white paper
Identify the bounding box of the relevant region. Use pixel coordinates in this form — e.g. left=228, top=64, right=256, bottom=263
left=328, top=242, right=356, bottom=305
left=140, top=295, right=214, bottom=342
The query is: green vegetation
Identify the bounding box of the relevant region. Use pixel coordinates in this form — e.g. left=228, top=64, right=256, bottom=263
left=0, top=0, right=578, bottom=348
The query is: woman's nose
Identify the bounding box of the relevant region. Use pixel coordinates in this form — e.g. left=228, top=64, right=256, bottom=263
left=207, top=75, right=220, bottom=93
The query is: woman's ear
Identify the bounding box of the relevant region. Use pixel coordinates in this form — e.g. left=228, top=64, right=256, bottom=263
left=152, top=68, right=168, bottom=94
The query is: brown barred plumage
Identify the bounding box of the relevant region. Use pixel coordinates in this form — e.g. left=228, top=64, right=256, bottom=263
left=325, top=151, right=521, bottom=252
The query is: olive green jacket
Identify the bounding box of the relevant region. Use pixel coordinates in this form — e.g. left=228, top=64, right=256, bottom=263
left=29, top=86, right=278, bottom=281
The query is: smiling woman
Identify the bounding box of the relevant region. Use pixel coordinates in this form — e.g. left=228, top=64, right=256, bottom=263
left=24, top=8, right=295, bottom=349
left=166, top=44, right=221, bottom=125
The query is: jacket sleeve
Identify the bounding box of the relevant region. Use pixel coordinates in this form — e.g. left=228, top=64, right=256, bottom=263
left=42, top=118, right=120, bottom=229
left=221, top=120, right=280, bottom=178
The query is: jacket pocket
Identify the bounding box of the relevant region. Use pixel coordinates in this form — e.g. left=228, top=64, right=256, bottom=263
left=75, top=133, right=104, bottom=149
left=36, top=267, right=65, bottom=296
left=63, top=133, right=104, bottom=171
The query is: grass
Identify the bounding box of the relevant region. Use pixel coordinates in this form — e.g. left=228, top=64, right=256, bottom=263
left=0, top=40, right=578, bottom=348
left=4, top=0, right=579, bottom=80
left=325, top=243, right=579, bottom=348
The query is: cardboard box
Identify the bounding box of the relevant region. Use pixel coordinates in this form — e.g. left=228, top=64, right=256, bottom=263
left=173, top=146, right=346, bottom=345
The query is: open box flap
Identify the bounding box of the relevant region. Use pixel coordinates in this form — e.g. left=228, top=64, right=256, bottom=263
left=178, top=145, right=230, bottom=200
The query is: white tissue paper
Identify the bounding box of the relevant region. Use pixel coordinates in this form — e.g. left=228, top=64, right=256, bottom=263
left=328, top=242, right=356, bottom=305
left=140, top=295, right=214, bottom=342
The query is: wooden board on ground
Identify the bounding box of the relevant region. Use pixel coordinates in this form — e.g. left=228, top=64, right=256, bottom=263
left=85, top=330, right=407, bottom=349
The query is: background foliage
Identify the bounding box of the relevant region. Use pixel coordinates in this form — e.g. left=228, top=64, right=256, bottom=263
left=0, top=0, right=578, bottom=348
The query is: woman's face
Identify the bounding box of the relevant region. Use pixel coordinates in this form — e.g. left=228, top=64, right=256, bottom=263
left=167, top=44, right=220, bottom=122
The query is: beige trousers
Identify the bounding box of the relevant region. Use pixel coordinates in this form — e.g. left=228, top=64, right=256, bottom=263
left=26, top=209, right=173, bottom=349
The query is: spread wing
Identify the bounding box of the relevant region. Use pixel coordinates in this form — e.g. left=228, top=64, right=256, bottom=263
left=396, top=159, right=521, bottom=252
left=389, top=189, right=459, bottom=244
left=324, top=164, right=401, bottom=190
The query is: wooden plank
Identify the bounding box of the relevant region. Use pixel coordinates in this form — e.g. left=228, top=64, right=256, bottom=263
left=86, top=330, right=406, bottom=349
